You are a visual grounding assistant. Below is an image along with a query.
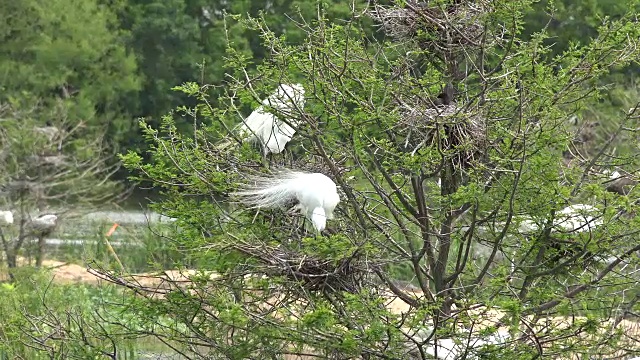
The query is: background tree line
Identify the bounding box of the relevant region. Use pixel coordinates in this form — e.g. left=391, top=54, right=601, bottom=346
left=1, top=0, right=637, bottom=180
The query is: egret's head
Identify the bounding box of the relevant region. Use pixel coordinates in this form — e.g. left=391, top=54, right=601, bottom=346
left=277, top=84, right=305, bottom=103
left=281, top=83, right=304, bottom=95
left=324, top=190, right=340, bottom=220
left=311, top=207, right=327, bottom=232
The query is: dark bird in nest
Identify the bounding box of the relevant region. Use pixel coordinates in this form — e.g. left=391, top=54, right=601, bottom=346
left=604, top=170, right=637, bottom=196
left=432, top=83, right=455, bottom=106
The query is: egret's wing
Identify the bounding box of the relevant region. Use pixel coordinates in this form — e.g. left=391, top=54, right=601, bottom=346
left=239, top=107, right=277, bottom=142
left=240, top=84, right=305, bottom=154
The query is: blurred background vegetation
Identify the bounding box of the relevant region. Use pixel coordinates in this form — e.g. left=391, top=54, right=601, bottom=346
left=3, top=0, right=636, bottom=177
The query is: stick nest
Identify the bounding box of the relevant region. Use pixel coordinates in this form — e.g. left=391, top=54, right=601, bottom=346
left=235, top=243, right=367, bottom=294
left=369, top=0, right=491, bottom=52
left=396, top=100, right=488, bottom=169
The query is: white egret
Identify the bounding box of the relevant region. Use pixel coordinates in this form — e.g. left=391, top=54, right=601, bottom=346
left=237, top=83, right=305, bottom=155
left=553, top=204, right=602, bottom=233
left=471, top=204, right=602, bottom=265
left=234, top=169, right=340, bottom=232
left=0, top=210, right=13, bottom=225
left=412, top=325, right=511, bottom=359
left=493, top=204, right=602, bottom=236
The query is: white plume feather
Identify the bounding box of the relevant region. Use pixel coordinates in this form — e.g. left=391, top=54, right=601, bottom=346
left=234, top=169, right=340, bottom=231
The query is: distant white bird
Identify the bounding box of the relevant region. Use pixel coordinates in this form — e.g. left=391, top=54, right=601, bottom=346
left=237, top=83, right=305, bottom=155
left=498, top=204, right=602, bottom=235
left=471, top=204, right=602, bottom=262
left=602, top=169, right=636, bottom=195
left=29, top=214, right=58, bottom=235
left=0, top=210, right=13, bottom=225
left=553, top=204, right=602, bottom=233
left=234, top=169, right=340, bottom=232
left=412, top=325, right=511, bottom=359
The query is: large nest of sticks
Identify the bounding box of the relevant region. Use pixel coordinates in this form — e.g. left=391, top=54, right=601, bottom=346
left=369, top=0, right=491, bottom=53
left=235, top=243, right=367, bottom=294
left=395, top=99, right=487, bottom=170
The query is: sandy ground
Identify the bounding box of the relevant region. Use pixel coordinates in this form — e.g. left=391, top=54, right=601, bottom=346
left=0, top=257, right=197, bottom=286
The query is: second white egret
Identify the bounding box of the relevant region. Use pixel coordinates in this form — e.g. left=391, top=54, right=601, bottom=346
left=238, top=83, right=305, bottom=155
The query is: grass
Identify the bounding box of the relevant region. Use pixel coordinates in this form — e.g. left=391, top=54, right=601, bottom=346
left=0, top=209, right=190, bottom=359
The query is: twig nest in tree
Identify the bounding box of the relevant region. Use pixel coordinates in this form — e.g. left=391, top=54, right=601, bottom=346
left=233, top=243, right=366, bottom=294
left=29, top=214, right=58, bottom=236
left=0, top=210, right=13, bottom=225
left=34, top=126, right=62, bottom=142
left=369, top=0, right=491, bottom=52
left=397, top=101, right=487, bottom=169
left=29, top=155, right=68, bottom=167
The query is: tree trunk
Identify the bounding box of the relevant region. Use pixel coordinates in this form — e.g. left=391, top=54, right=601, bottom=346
left=35, top=235, right=45, bottom=267
left=6, top=252, right=16, bottom=268
left=5, top=248, right=17, bottom=282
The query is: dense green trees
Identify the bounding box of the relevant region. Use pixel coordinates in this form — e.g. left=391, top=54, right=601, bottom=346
left=2, top=0, right=636, bottom=156
left=0, top=0, right=140, bottom=145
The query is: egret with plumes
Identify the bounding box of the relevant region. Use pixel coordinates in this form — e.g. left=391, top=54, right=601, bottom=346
left=0, top=210, right=13, bottom=225
left=237, top=83, right=305, bottom=155
left=234, top=169, right=340, bottom=232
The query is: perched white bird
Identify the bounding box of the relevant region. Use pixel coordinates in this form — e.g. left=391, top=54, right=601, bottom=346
left=413, top=326, right=511, bottom=359
left=553, top=204, right=602, bottom=233
left=471, top=204, right=602, bottom=261
left=30, top=214, right=58, bottom=235
left=0, top=210, right=13, bottom=225
left=602, top=169, right=636, bottom=195
left=234, top=169, right=340, bottom=232
left=497, top=204, right=602, bottom=235
left=238, top=83, right=305, bottom=155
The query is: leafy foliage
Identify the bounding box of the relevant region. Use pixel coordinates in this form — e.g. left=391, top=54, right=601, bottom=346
left=111, top=0, right=640, bottom=358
